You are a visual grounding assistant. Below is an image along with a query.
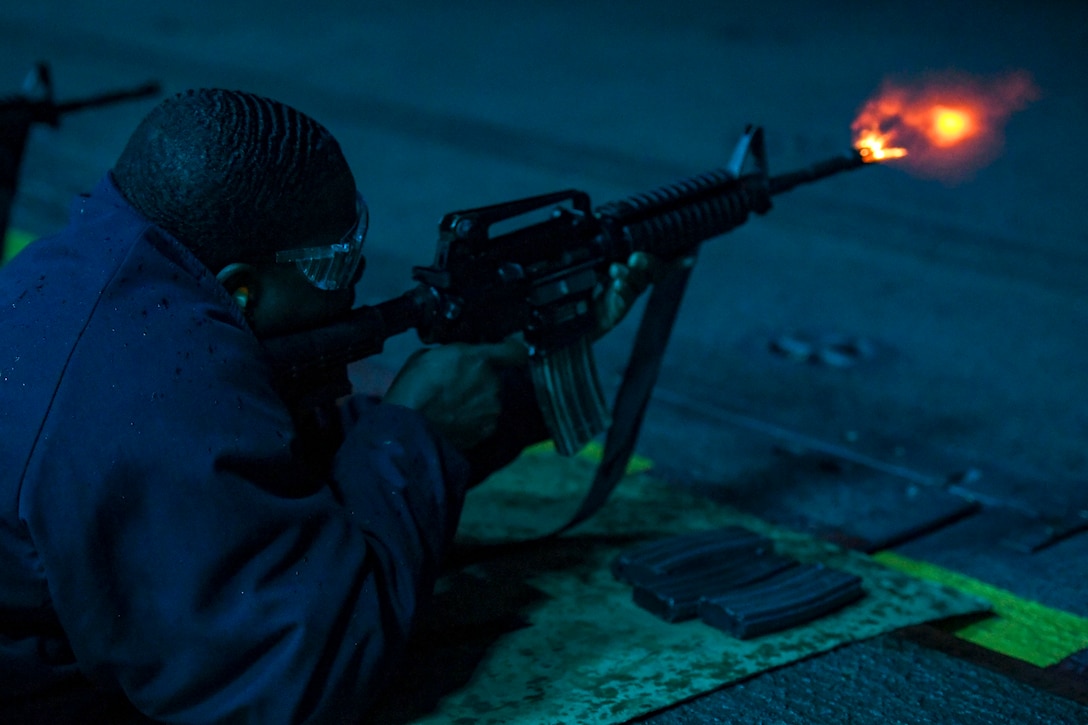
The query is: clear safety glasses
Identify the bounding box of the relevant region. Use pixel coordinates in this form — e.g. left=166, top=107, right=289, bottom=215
left=274, top=192, right=368, bottom=291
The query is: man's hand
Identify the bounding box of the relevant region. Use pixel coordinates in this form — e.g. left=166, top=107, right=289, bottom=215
left=383, top=252, right=693, bottom=451
left=593, top=252, right=695, bottom=338
left=383, top=339, right=529, bottom=451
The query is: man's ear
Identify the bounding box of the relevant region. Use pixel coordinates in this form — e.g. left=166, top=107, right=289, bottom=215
left=216, top=263, right=260, bottom=312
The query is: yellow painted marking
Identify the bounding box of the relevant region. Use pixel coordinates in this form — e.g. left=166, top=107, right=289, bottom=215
left=2, top=229, right=35, bottom=264
left=874, top=550, right=1088, bottom=667
left=524, top=439, right=1086, bottom=667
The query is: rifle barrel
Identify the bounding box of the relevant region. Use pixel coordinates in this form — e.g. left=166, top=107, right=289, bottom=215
left=52, top=82, right=162, bottom=115
left=769, top=149, right=867, bottom=196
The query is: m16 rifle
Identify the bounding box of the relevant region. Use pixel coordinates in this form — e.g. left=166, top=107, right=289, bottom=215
left=264, top=125, right=874, bottom=486
left=1, top=63, right=160, bottom=261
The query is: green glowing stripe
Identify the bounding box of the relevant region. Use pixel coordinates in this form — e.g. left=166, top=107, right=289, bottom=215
left=519, top=444, right=1082, bottom=667
left=524, top=440, right=654, bottom=475
left=2, top=229, right=35, bottom=264
left=874, top=550, right=1088, bottom=667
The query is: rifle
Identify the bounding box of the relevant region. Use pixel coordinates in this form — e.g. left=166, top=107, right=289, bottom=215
left=1, top=63, right=161, bottom=260
left=264, top=126, right=873, bottom=463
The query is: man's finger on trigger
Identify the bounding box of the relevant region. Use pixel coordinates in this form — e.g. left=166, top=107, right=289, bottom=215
left=609, top=262, right=630, bottom=282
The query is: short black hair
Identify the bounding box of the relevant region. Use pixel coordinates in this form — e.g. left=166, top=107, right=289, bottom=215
left=112, top=88, right=356, bottom=272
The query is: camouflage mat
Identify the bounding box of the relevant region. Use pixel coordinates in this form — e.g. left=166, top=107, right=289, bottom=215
left=372, top=449, right=987, bottom=724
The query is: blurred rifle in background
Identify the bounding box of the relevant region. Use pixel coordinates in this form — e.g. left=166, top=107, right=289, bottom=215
left=1, top=62, right=160, bottom=262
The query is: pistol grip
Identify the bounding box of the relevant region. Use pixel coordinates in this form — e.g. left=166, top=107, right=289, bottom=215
left=529, top=338, right=611, bottom=456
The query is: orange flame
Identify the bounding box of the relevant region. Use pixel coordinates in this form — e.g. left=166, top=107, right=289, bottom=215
left=853, top=70, right=1039, bottom=182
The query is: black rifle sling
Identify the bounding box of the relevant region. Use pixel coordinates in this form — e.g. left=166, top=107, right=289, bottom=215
left=555, top=261, right=695, bottom=534
left=552, top=129, right=763, bottom=533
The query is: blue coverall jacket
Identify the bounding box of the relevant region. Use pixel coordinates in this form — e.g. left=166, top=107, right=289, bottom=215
left=0, top=176, right=477, bottom=723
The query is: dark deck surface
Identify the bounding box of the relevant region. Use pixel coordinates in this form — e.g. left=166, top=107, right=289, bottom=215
left=4, top=1, right=1087, bottom=722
